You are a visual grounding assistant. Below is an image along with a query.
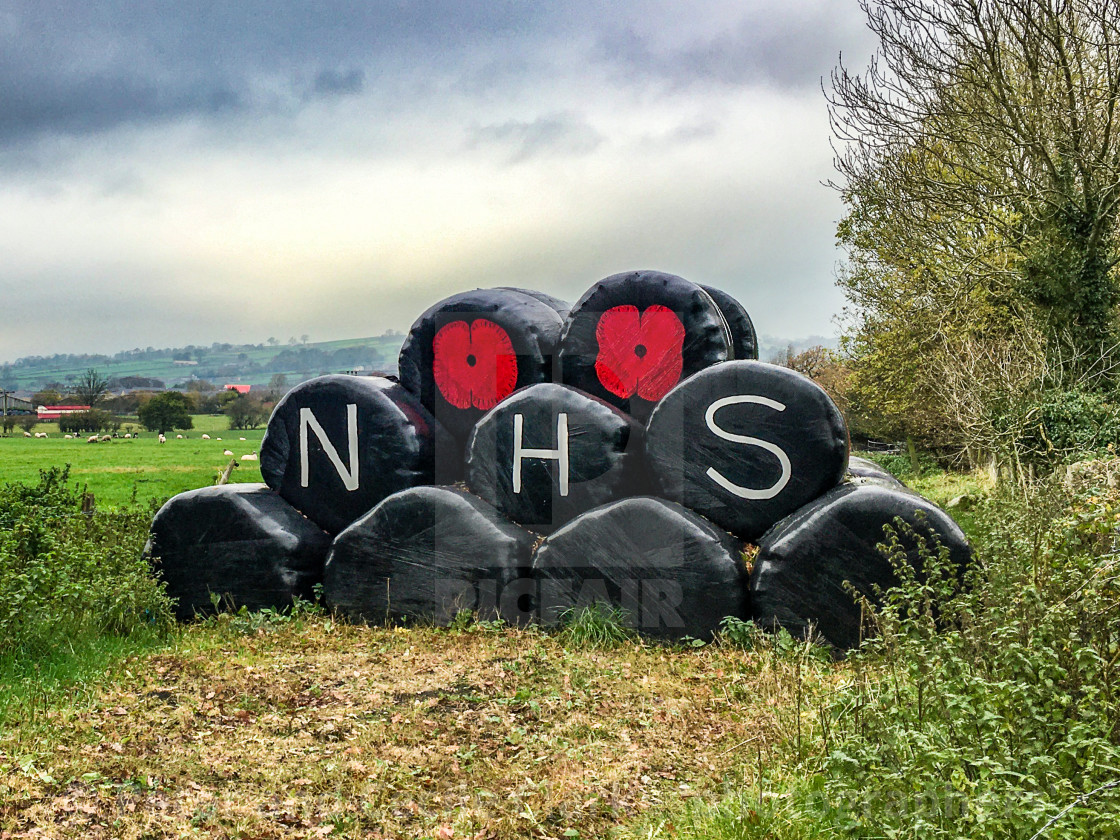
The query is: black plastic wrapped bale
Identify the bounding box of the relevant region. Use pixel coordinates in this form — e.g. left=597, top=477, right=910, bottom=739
left=144, top=483, right=331, bottom=621
left=559, top=270, right=732, bottom=423
left=530, top=496, right=747, bottom=641
left=699, top=284, right=758, bottom=360
left=645, top=361, right=849, bottom=542
left=259, top=374, right=440, bottom=534
left=750, top=483, right=972, bottom=650
left=398, top=288, right=565, bottom=446
left=493, top=287, right=572, bottom=320
left=847, top=456, right=904, bottom=487
left=466, top=383, right=646, bottom=533
left=324, top=486, right=535, bottom=626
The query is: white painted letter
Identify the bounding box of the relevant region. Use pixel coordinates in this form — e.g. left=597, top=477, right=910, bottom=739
left=512, top=412, right=569, bottom=496
left=299, top=404, right=360, bottom=491
left=704, top=395, right=791, bottom=500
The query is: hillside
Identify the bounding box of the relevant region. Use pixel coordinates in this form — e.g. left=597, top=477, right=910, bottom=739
left=0, top=334, right=405, bottom=393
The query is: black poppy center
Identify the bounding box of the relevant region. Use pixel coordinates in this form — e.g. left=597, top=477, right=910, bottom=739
left=466, top=354, right=477, bottom=367
left=634, top=344, right=648, bottom=358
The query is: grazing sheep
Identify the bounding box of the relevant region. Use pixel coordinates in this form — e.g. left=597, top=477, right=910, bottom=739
left=64, top=434, right=73, bottom=440
left=239, top=437, right=247, bottom=441
left=158, top=433, right=166, bottom=444
left=216, top=437, right=222, bottom=441
left=23, top=431, right=31, bottom=437
left=100, top=435, right=112, bottom=442
left=124, top=433, right=131, bottom=439
left=87, top=435, right=99, bottom=443
left=241, top=452, right=258, bottom=461
left=176, top=434, right=183, bottom=439
left=223, top=449, right=234, bottom=456
left=201, top=434, right=211, bottom=440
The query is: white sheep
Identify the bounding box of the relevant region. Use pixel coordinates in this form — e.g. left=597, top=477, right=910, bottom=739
left=239, top=437, right=247, bottom=441
left=87, top=435, right=99, bottom=443
left=23, top=431, right=31, bottom=437
left=100, top=435, right=112, bottom=442
left=201, top=434, right=211, bottom=440
left=176, top=434, right=183, bottom=439
left=241, top=452, right=258, bottom=461
left=64, top=434, right=73, bottom=440
left=223, top=449, right=234, bottom=456
left=124, top=433, right=131, bottom=439
left=158, top=433, right=166, bottom=444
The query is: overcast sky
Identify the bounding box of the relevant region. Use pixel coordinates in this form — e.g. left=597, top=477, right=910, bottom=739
left=0, top=1, right=876, bottom=363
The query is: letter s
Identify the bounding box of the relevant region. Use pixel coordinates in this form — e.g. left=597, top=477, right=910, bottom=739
left=703, top=395, right=791, bottom=500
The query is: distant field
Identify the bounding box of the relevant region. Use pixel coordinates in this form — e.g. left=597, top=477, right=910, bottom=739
left=0, top=415, right=265, bottom=507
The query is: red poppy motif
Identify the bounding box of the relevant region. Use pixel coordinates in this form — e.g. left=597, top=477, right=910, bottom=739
left=594, top=305, right=686, bottom=401
left=432, top=319, right=518, bottom=410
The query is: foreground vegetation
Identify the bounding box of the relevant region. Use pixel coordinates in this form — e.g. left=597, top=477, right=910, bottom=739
left=0, top=451, right=1116, bottom=838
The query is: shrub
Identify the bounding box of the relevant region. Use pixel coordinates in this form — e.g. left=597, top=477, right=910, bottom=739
left=0, top=467, right=173, bottom=657
left=624, top=481, right=1120, bottom=840
left=59, top=408, right=117, bottom=433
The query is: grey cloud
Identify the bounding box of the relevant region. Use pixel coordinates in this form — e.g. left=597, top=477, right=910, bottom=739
left=467, top=113, right=604, bottom=164
left=0, top=71, right=242, bottom=142
left=311, top=68, right=365, bottom=98
left=599, top=6, right=873, bottom=90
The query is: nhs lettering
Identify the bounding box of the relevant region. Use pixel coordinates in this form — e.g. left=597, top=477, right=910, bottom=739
left=260, top=375, right=440, bottom=534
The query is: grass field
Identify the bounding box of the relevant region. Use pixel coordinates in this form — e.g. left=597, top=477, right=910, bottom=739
left=0, top=615, right=826, bottom=839
left=0, top=414, right=264, bottom=507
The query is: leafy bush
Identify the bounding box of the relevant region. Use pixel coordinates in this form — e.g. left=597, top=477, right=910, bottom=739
left=58, top=409, right=119, bottom=433
left=1018, top=388, right=1120, bottom=465
left=625, top=482, right=1120, bottom=839
left=0, top=467, right=172, bottom=656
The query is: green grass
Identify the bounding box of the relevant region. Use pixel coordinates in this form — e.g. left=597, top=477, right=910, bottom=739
left=0, top=415, right=265, bottom=507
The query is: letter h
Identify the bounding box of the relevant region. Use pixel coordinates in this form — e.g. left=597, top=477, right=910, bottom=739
left=512, top=413, right=569, bottom=496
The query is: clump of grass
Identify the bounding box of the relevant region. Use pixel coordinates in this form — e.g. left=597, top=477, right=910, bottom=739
left=556, top=602, right=639, bottom=650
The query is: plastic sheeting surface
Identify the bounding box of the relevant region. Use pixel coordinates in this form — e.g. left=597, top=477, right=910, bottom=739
left=324, top=486, right=535, bottom=626
left=493, top=287, right=572, bottom=320
left=531, top=496, right=747, bottom=640
left=700, top=284, right=758, bottom=360
left=144, top=483, right=331, bottom=620
left=846, top=455, right=905, bottom=487
left=559, top=270, right=732, bottom=423
left=466, top=383, right=646, bottom=533
left=645, top=361, right=849, bottom=541
left=398, top=288, right=564, bottom=445
left=750, top=483, right=972, bottom=650
left=259, top=374, right=440, bottom=534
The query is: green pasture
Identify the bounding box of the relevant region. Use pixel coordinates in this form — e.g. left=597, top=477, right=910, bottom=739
left=0, top=414, right=265, bottom=507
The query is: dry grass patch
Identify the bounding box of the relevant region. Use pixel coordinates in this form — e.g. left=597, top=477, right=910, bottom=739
left=0, top=617, right=838, bottom=839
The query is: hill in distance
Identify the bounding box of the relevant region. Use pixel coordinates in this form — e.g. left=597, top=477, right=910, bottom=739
left=0, top=333, right=406, bottom=395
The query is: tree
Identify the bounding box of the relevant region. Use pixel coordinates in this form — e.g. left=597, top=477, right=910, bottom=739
left=17, top=415, right=38, bottom=434
left=73, top=368, right=109, bottom=407
left=224, top=394, right=267, bottom=430
left=137, top=391, right=194, bottom=434
left=829, top=0, right=1120, bottom=472
left=267, top=373, right=288, bottom=394
left=31, top=387, right=63, bottom=406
